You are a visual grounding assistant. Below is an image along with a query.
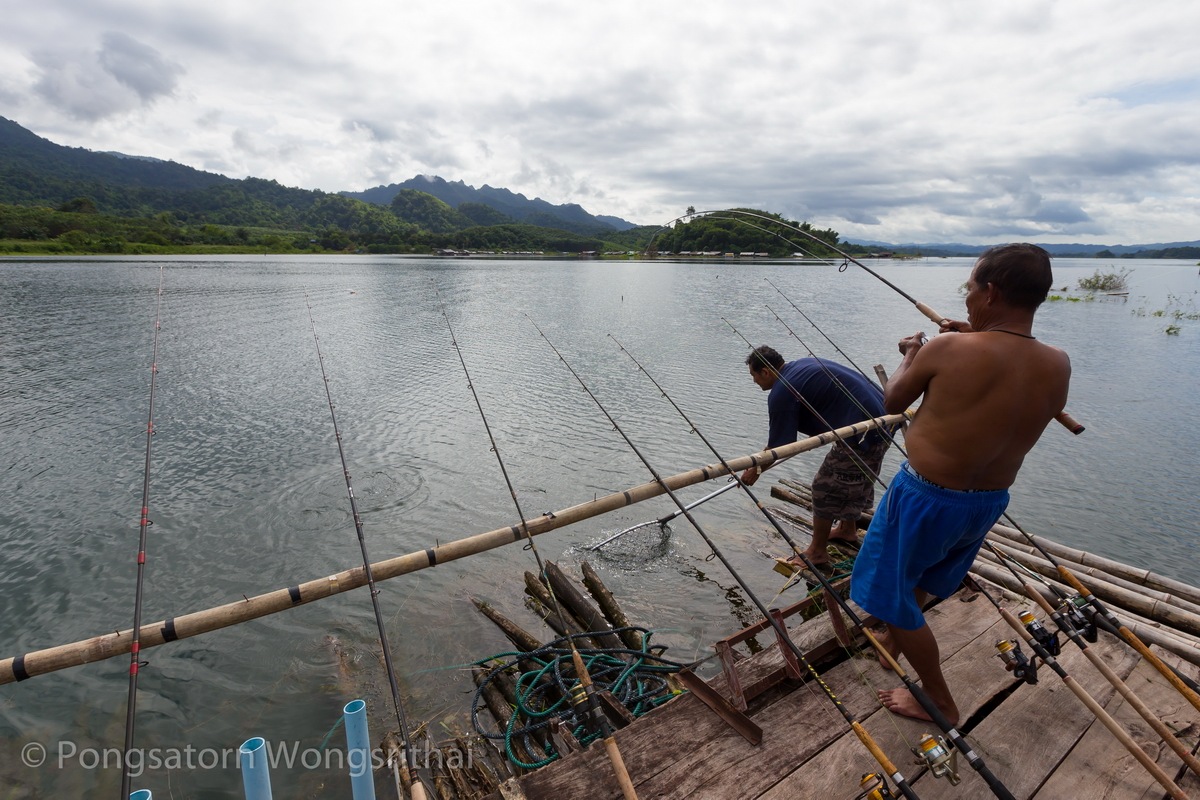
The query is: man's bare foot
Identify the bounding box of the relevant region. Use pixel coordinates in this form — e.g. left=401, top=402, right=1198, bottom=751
left=878, top=686, right=959, bottom=727
left=789, top=550, right=830, bottom=572
left=870, top=626, right=900, bottom=671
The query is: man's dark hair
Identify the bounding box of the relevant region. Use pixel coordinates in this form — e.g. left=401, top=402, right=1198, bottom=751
left=974, top=243, right=1054, bottom=310
left=745, top=345, right=784, bottom=372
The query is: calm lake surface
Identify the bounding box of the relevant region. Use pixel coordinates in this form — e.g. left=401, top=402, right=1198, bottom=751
left=1, top=254, right=1198, bottom=795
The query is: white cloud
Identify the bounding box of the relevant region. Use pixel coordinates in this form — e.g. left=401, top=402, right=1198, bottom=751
left=2, top=0, right=1199, bottom=244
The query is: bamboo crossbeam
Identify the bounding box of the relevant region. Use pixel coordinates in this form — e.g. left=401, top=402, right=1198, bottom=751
left=981, top=541, right=1200, bottom=638
left=981, top=537, right=1200, bottom=617
left=0, top=414, right=907, bottom=687
left=985, top=523, right=1200, bottom=608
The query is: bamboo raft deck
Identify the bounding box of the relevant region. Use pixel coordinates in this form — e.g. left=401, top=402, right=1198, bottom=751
left=494, top=585, right=1200, bottom=799
left=468, top=485, right=1200, bottom=800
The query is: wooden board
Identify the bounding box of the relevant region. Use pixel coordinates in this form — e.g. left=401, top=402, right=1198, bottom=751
left=911, top=625, right=1141, bottom=799
left=1033, top=647, right=1200, bottom=799
left=756, top=593, right=1034, bottom=799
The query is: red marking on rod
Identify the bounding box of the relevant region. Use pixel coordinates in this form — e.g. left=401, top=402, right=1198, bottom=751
left=129, top=663, right=138, bottom=675
left=131, top=642, right=140, bottom=654
left=137, top=552, right=145, bottom=564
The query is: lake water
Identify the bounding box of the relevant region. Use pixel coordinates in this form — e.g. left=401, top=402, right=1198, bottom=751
left=1, top=254, right=1197, bottom=796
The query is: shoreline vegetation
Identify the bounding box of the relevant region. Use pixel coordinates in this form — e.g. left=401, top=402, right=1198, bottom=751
left=3, top=201, right=1198, bottom=260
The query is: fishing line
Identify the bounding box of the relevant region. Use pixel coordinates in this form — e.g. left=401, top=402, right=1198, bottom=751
left=608, top=335, right=1015, bottom=800
left=433, top=287, right=639, bottom=799
left=120, top=265, right=164, bottom=799
left=529, top=319, right=925, bottom=800
left=303, top=289, right=428, bottom=800
left=660, top=208, right=1083, bottom=434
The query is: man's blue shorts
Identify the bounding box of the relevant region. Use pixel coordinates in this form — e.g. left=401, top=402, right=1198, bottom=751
left=849, top=461, right=1009, bottom=630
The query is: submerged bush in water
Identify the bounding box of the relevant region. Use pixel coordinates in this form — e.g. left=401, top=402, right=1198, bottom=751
left=1078, top=267, right=1132, bottom=292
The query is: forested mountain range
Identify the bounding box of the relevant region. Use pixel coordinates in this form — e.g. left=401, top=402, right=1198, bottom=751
left=4, top=116, right=1189, bottom=258
left=0, top=116, right=660, bottom=253
left=0, top=116, right=846, bottom=256
left=342, top=175, right=637, bottom=236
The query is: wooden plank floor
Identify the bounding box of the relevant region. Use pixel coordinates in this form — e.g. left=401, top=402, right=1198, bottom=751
left=495, top=584, right=1200, bottom=800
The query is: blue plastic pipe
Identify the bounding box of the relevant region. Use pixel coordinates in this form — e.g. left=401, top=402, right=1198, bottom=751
left=344, top=699, right=376, bottom=800
left=239, top=737, right=273, bottom=800
left=129, top=791, right=152, bottom=800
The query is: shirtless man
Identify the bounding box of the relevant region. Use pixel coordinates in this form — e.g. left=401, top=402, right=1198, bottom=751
left=849, top=243, right=1071, bottom=725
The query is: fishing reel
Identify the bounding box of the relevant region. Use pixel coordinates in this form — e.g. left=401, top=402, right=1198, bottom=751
left=1019, top=609, right=1061, bottom=656
left=854, top=772, right=896, bottom=800
left=1061, top=596, right=1099, bottom=643
left=913, top=733, right=960, bottom=785
left=995, top=639, right=1038, bottom=684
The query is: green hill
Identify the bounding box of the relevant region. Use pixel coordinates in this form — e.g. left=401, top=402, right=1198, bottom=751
left=0, top=116, right=847, bottom=257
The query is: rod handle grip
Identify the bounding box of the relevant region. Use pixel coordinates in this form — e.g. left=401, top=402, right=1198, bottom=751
left=1056, top=411, right=1085, bottom=435
left=914, top=301, right=946, bottom=326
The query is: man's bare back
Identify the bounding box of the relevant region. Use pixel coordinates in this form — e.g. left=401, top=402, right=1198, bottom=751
left=882, top=265, right=1071, bottom=491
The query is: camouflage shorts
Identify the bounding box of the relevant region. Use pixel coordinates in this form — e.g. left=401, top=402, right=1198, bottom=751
left=811, top=437, right=890, bottom=521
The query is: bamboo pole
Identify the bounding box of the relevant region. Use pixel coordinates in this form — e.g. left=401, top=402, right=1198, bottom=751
left=981, top=538, right=1200, bottom=617
left=542, top=563, right=624, bottom=651
left=976, top=544, right=1200, bottom=639
left=0, top=415, right=905, bottom=686
left=580, top=562, right=644, bottom=652
left=770, top=476, right=1200, bottom=627
left=986, top=523, right=1200, bottom=608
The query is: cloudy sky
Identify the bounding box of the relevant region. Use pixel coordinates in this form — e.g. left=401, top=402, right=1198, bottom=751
left=2, top=1, right=1198, bottom=244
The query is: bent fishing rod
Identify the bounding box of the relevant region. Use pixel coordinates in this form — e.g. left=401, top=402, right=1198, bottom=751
left=303, top=291, right=428, bottom=800
left=608, top=335, right=1017, bottom=800
left=526, top=318, right=924, bottom=800
left=120, top=266, right=164, bottom=799
left=435, top=290, right=639, bottom=800
left=978, top=549, right=1199, bottom=790
left=695, top=215, right=879, bottom=387
left=672, top=208, right=1083, bottom=435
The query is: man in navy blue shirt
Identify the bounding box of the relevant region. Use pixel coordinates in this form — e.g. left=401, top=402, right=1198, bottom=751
left=740, top=345, right=890, bottom=570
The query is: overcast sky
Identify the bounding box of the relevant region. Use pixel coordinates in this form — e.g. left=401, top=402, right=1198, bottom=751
left=2, top=1, right=1198, bottom=244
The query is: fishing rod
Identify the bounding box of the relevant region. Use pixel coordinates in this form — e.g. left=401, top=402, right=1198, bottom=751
left=586, top=478, right=739, bottom=552
left=435, top=291, right=639, bottom=800
left=120, top=266, right=164, bottom=799
left=670, top=208, right=1084, bottom=435
left=985, top=544, right=1200, bottom=770
left=989, top=510, right=1200, bottom=722
left=607, top=335, right=1016, bottom=800
left=527, top=319, right=924, bottom=800
left=980, top=549, right=1195, bottom=795
left=764, top=277, right=879, bottom=389
left=303, top=291, right=428, bottom=800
